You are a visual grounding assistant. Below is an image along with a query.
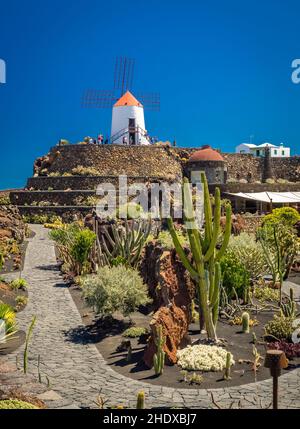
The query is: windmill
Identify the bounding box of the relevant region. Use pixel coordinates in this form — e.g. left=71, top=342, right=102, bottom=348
left=82, top=57, right=160, bottom=145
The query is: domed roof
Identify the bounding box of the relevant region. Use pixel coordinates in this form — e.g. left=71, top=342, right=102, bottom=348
left=189, top=145, right=224, bottom=162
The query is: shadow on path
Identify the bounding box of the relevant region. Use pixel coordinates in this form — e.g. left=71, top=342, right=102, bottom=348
left=63, top=318, right=131, bottom=345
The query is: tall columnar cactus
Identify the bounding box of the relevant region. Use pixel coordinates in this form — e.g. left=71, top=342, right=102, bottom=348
left=136, top=391, right=145, bottom=409
left=168, top=174, right=231, bottom=341
left=223, top=352, right=232, bottom=380
left=153, top=325, right=166, bottom=376
left=101, top=219, right=151, bottom=268
left=242, top=312, right=250, bottom=333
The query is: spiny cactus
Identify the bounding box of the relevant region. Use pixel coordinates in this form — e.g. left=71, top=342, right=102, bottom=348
left=126, top=344, right=132, bottom=362
left=280, top=288, right=296, bottom=318
left=168, top=174, right=232, bottom=340
left=242, top=312, right=250, bottom=333
left=153, top=325, right=165, bottom=376
left=223, top=352, right=232, bottom=380
left=136, top=391, right=145, bottom=409
left=101, top=219, right=151, bottom=268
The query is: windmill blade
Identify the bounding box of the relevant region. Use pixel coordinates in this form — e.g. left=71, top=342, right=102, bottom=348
left=114, top=57, right=135, bottom=94
left=81, top=89, right=116, bottom=108
left=135, top=92, right=160, bottom=111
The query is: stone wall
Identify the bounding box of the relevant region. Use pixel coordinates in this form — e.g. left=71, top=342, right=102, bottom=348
left=31, top=145, right=300, bottom=185
left=10, top=190, right=96, bottom=206
left=271, top=157, right=300, bottom=182
left=10, top=145, right=300, bottom=220
left=0, top=206, right=26, bottom=242
left=223, top=153, right=262, bottom=182
left=223, top=154, right=300, bottom=183
left=26, top=175, right=176, bottom=190
left=35, top=145, right=183, bottom=180
left=18, top=205, right=92, bottom=221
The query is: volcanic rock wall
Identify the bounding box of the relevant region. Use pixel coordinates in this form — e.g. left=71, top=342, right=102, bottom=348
left=33, top=145, right=300, bottom=184
left=10, top=144, right=300, bottom=219
left=271, top=157, right=300, bottom=182
left=34, top=145, right=183, bottom=180
left=223, top=153, right=262, bottom=182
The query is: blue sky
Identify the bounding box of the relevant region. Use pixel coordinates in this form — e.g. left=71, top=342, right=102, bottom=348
left=0, top=0, right=300, bottom=189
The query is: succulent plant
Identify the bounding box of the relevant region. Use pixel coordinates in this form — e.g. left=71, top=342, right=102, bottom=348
left=153, top=325, right=165, bottom=376
left=136, top=391, right=145, bottom=409
left=168, top=174, right=231, bottom=340
left=242, top=312, right=250, bottom=333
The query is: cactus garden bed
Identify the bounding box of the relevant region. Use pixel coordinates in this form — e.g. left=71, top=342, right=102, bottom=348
left=44, top=174, right=300, bottom=400
left=67, top=282, right=300, bottom=390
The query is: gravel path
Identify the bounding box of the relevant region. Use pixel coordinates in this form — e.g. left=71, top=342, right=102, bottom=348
left=7, top=225, right=300, bottom=409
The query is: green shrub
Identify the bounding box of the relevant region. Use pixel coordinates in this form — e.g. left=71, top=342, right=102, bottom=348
left=254, top=287, right=279, bottom=302
left=50, top=223, right=95, bottom=275
left=262, top=207, right=300, bottom=227
left=49, top=222, right=81, bottom=246
left=71, top=229, right=96, bottom=274
left=264, top=315, right=294, bottom=341
left=71, top=166, right=100, bottom=176
left=74, top=196, right=99, bottom=206
left=227, top=233, right=267, bottom=280
left=82, top=265, right=151, bottom=319
left=147, top=229, right=188, bottom=250
left=10, top=278, right=27, bottom=291
left=122, top=327, right=148, bottom=338
left=111, top=256, right=128, bottom=266
left=257, top=223, right=300, bottom=281
left=22, top=214, right=49, bottom=224
left=0, top=195, right=10, bottom=205
left=0, top=399, right=38, bottom=409
left=15, top=295, right=28, bottom=307
left=220, top=252, right=250, bottom=299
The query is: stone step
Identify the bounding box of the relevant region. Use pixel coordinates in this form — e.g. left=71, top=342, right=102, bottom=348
left=26, top=175, right=177, bottom=191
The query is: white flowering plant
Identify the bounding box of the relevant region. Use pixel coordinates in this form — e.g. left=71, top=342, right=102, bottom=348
left=177, top=345, right=235, bottom=372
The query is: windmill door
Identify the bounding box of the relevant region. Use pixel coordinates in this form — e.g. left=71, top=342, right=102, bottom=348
left=129, top=118, right=136, bottom=145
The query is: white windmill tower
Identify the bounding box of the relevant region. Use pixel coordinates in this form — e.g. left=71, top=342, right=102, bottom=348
left=110, top=91, right=149, bottom=145
left=82, top=57, right=160, bottom=145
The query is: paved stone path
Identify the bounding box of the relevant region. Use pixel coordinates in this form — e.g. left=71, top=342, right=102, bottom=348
left=7, top=225, right=300, bottom=409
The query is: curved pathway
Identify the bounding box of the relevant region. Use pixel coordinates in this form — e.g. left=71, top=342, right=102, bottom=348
left=8, top=225, right=300, bottom=409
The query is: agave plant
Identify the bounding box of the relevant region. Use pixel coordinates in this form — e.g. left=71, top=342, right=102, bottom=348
left=100, top=219, right=152, bottom=268
left=0, top=303, right=18, bottom=343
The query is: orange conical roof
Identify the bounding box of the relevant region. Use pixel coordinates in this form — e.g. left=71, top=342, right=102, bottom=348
left=114, top=91, right=143, bottom=107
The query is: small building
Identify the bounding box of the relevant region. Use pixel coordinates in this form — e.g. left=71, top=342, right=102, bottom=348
left=187, top=145, right=227, bottom=185
left=110, top=91, right=150, bottom=145
left=236, top=142, right=290, bottom=158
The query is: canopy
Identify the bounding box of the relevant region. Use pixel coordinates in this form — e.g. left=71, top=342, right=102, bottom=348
left=227, top=191, right=300, bottom=203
